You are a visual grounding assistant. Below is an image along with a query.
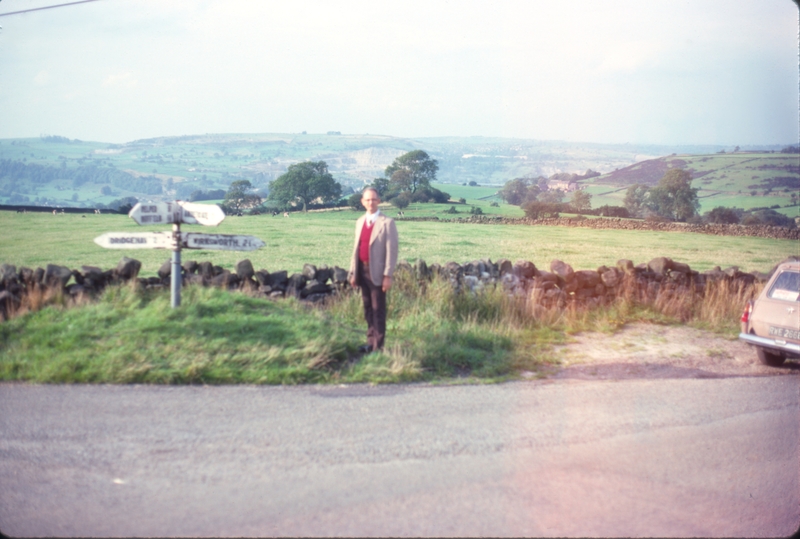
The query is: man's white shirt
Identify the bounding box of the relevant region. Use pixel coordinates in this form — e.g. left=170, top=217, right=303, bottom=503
left=365, top=209, right=381, bottom=226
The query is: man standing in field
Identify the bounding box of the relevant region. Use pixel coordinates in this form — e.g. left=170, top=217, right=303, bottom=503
left=349, top=187, right=399, bottom=353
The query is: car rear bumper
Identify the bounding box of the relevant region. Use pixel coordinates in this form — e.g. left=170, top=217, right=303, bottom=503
left=739, top=332, right=800, bottom=356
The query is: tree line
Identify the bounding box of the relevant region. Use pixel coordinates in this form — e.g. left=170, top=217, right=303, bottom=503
left=498, top=167, right=795, bottom=228
left=0, top=159, right=163, bottom=195
left=220, top=150, right=451, bottom=214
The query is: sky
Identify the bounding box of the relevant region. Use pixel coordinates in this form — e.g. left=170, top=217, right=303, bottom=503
left=0, top=0, right=797, bottom=146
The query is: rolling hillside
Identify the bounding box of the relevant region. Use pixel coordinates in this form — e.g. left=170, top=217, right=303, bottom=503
left=580, top=152, right=799, bottom=214
left=0, top=133, right=793, bottom=212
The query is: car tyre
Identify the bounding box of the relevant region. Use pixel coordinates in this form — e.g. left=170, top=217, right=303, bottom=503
left=756, top=346, right=786, bottom=367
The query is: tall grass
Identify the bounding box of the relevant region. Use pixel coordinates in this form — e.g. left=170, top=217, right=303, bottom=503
left=0, top=270, right=757, bottom=385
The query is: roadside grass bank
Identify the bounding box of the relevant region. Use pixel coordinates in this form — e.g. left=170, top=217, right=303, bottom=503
left=0, top=271, right=754, bottom=385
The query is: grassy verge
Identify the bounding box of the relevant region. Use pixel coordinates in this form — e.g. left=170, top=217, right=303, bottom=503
left=0, top=269, right=755, bottom=385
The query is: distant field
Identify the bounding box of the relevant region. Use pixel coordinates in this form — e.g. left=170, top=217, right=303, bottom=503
left=584, top=185, right=799, bottom=217
left=432, top=182, right=500, bottom=200
left=583, top=152, right=799, bottom=216
left=1, top=209, right=795, bottom=278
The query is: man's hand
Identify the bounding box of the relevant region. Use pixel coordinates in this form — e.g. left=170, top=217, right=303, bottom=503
left=350, top=276, right=357, bottom=288
left=382, top=275, right=393, bottom=292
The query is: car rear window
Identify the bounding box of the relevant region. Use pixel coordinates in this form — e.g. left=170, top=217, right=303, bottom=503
left=768, top=270, right=800, bottom=301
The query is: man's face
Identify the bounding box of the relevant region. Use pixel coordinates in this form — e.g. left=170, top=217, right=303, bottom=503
left=361, top=190, right=380, bottom=214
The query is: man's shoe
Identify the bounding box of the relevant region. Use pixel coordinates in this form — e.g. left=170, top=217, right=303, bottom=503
left=357, top=344, right=373, bottom=354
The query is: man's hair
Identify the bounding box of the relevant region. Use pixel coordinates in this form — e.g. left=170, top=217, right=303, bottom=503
left=362, top=187, right=380, bottom=199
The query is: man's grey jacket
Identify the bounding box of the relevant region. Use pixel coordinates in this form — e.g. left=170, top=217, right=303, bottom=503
left=349, top=213, right=399, bottom=287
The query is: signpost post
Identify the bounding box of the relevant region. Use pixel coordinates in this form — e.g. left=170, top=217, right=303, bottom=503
left=170, top=223, right=182, bottom=307
left=95, top=202, right=263, bottom=308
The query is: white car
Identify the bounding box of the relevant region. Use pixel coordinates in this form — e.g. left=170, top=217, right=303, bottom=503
left=739, top=258, right=800, bottom=366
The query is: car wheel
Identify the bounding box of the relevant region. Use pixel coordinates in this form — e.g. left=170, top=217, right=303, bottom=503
left=756, top=347, right=786, bottom=367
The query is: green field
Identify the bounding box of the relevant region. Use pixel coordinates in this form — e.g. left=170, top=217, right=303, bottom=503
left=1, top=208, right=795, bottom=277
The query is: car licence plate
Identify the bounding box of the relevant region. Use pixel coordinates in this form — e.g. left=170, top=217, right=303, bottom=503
left=769, top=326, right=800, bottom=341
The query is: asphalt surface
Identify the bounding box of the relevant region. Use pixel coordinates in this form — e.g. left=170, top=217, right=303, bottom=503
left=1, top=376, right=798, bottom=537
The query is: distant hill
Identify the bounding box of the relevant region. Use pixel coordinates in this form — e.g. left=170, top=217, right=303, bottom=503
left=0, top=133, right=792, bottom=209
left=595, top=153, right=798, bottom=188
left=581, top=152, right=799, bottom=214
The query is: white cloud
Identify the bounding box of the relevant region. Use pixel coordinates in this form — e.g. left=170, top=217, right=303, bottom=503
left=33, top=70, right=49, bottom=86
left=594, top=41, right=665, bottom=75
left=102, top=72, right=138, bottom=88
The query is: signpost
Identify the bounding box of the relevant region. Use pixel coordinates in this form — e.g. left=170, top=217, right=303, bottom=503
left=95, top=202, right=263, bottom=308
left=176, top=201, right=226, bottom=227
left=127, top=201, right=226, bottom=227
left=94, top=232, right=172, bottom=250
left=128, top=202, right=183, bottom=226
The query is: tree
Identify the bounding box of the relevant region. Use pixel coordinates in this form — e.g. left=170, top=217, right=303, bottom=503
left=498, top=178, right=526, bottom=205
left=522, top=200, right=562, bottom=219
left=646, top=169, right=699, bottom=222
left=110, top=196, right=138, bottom=213
left=223, top=180, right=262, bottom=213
left=410, top=186, right=450, bottom=203
left=370, top=177, right=390, bottom=197
left=389, top=169, right=413, bottom=193
left=538, top=189, right=564, bottom=204
left=570, top=190, right=592, bottom=212
left=348, top=192, right=364, bottom=211
left=596, top=205, right=630, bottom=218
left=499, top=178, right=537, bottom=205
left=623, top=184, right=650, bottom=218
left=384, top=150, right=438, bottom=194
left=391, top=192, right=411, bottom=209
left=743, top=209, right=796, bottom=229
left=268, top=161, right=341, bottom=212
left=704, top=206, right=741, bottom=224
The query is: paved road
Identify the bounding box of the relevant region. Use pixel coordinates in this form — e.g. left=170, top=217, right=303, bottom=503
left=1, top=377, right=798, bottom=537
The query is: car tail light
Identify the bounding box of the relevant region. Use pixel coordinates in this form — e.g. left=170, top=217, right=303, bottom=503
left=741, top=301, right=752, bottom=323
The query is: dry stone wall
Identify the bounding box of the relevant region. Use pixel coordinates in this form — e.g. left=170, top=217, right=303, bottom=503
left=0, top=254, right=771, bottom=321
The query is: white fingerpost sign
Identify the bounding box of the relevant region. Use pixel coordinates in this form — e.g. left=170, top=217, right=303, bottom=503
left=95, top=201, right=261, bottom=308
left=183, top=233, right=265, bottom=251
left=93, top=232, right=173, bottom=249
left=176, top=201, right=226, bottom=226
left=128, top=202, right=183, bottom=226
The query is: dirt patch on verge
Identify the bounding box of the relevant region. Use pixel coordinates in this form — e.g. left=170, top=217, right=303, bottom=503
left=543, top=323, right=800, bottom=381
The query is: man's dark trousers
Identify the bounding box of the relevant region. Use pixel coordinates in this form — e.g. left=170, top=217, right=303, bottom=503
left=358, top=260, right=386, bottom=351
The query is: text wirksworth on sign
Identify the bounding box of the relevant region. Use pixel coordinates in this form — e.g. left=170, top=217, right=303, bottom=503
left=182, top=233, right=265, bottom=251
